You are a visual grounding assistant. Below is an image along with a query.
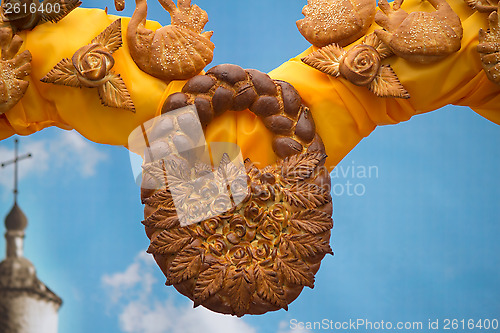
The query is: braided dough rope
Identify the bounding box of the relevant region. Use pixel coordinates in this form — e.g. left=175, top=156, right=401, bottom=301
left=141, top=64, right=333, bottom=316
left=163, top=64, right=326, bottom=158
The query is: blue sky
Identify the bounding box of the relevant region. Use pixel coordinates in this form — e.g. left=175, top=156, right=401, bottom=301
left=0, top=0, right=499, bottom=332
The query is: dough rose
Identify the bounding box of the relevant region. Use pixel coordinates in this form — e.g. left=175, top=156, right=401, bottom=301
left=339, top=44, right=381, bottom=86
left=72, top=44, right=114, bottom=87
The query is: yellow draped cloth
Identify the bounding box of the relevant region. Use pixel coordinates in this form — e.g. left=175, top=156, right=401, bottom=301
left=0, top=0, right=499, bottom=170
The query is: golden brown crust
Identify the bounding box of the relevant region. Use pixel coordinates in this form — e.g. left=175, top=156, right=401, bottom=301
left=465, top=0, right=499, bottom=12
left=339, top=44, right=381, bottom=86
left=296, top=0, right=376, bottom=47
left=114, top=0, right=125, bottom=11
left=478, top=5, right=500, bottom=84
left=0, top=26, right=31, bottom=115
left=374, top=0, right=463, bottom=64
left=141, top=65, right=333, bottom=316
left=143, top=153, right=332, bottom=316
left=71, top=44, right=115, bottom=88
left=162, top=64, right=322, bottom=158
left=126, top=0, right=214, bottom=83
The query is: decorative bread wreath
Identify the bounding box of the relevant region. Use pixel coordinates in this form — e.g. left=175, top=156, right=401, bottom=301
left=140, top=64, right=333, bottom=316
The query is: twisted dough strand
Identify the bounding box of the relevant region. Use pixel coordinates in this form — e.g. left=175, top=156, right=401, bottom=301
left=162, top=64, right=326, bottom=159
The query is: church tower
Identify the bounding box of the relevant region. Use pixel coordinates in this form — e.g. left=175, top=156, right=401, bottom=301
left=0, top=139, right=62, bottom=333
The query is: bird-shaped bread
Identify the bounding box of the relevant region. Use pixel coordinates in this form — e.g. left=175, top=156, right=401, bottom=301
left=374, top=0, right=463, bottom=64
left=126, top=0, right=214, bottom=83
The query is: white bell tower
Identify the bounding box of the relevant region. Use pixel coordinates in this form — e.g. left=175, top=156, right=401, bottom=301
left=0, top=139, right=62, bottom=333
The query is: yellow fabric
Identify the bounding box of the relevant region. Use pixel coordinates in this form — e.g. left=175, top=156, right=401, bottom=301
left=1, top=9, right=168, bottom=145
left=0, top=0, right=499, bottom=171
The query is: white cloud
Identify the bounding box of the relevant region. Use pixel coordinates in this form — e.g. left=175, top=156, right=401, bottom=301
left=102, top=251, right=257, bottom=333
left=102, top=252, right=157, bottom=303
left=49, top=130, right=107, bottom=177
left=0, top=130, right=107, bottom=195
left=119, top=299, right=257, bottom=333
left=40, top=130, right=108, bottom=177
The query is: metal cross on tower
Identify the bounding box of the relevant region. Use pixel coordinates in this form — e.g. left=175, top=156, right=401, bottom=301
left=1, top=138, right=32, bottom=204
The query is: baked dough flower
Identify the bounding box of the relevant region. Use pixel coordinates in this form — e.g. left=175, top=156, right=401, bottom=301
left=206, top=234, right=228, bottom=257
left=258, top=215, right=282, bottom=241
left=182, top=197, right=210, bottom=223
left=243, top=201, right=266, bottom=222
left=72, top=44, right=115, bottom=87
left=227, top=243, right=253, bottom=267
left=251, top=239, right=273, bottom=261
left=302, top=34, right=409, bottom=98
left=339, top=44, right=381, bottom=86
left=200, top=217, right=220, bottom=236
left=251, top=183, right=275, bottom=202
left=210, top=193, right=233, bottom=215
left=268, top=203, right=289, bottom=224
left=41, top=19, right=135, bottom=111
left=224, top=215, right=257, bottom=244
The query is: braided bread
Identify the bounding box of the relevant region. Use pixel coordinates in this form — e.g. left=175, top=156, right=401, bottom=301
left=163, top=64, right=325, bottom=159
left=141, top=64, right=333, bottom=316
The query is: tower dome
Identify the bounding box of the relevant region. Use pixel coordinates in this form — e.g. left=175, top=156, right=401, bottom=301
left=5, top=203, right=28, bottom=231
